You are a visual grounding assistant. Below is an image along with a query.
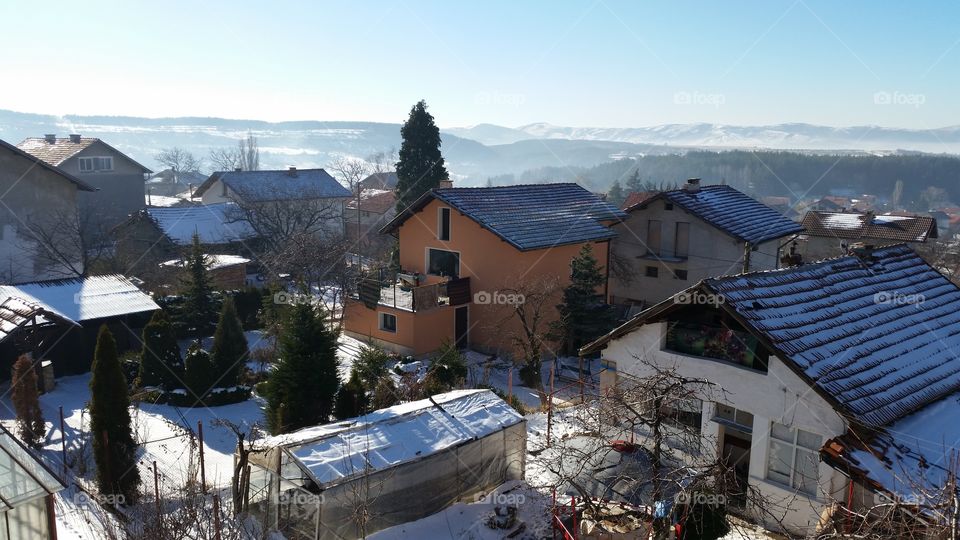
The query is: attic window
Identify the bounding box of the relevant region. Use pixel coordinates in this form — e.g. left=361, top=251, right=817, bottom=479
left=438, top=207, right=451, bottom=241
left=665, top=202, right=674, bottom=211
left=78, top=156, right=113, bottom=172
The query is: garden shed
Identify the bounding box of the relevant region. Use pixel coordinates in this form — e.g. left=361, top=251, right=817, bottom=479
left=242, top=389, right=526, bottom=539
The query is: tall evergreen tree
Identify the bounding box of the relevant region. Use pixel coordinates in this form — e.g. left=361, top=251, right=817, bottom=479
left=178, top=233, right=220, bottom=339
left=266, top=303, right=340, bottom=434
left=11, top=355, right=45, bottom=448
left=552, top=244, right=618, bottom=356
left=394, top=100, right=448, bottom=213
left=138, top=311, right=182, bottom=389
left=607, top=180, right=626, bottom=208
left=90, top=325, right=140, bottom=504
left=210, top=297, right=249, bottom=387
left=625, top=169, right=643, bottom=193
left=184, top=344, right=216, bottom=400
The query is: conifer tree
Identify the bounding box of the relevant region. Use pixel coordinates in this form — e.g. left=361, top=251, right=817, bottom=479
left=90, top=325, right=140, bottom=504
left=178, top=234, right=220, bottom=339
left=552, top=244, right=617, bottom=356
left=184, top=344, right=216, bottom=400
left=266, top=303, right=340, bottom=434
left=394, top=100, right=448, bottom=213
left=334, top=369, right=369, bottom=420
left=138, top=311, right=182, bottom=389
left=607, top=180, right=626, bottom=208
left=210, top=297, right=248, bottom=387
left=11, top=355, right=45, bottom=448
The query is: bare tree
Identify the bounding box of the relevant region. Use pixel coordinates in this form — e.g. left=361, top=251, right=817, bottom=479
left=18, top=206, right=115, bottom=280
left=155, top=147, right=204, bottom=184
left=209, top=133, right=260, bottom=172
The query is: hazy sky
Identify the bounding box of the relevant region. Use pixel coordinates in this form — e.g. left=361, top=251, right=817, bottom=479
left=1, top=0, right=957, bottom=129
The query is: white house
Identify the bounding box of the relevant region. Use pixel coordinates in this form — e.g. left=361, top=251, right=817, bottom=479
left=608, top=179, right=803, bottom=317
left=582, top=243, right=960, bottom=535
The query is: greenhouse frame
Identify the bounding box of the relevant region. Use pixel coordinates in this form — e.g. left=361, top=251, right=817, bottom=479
left=242, top=389, right=526, bottom=539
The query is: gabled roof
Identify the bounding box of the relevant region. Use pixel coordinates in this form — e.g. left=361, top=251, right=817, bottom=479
left=382, top=183, right=625, bottom=251
left=0, top=296, right=80, bottom=343
left=260, top=389, right=523, bottom=488
left=0, top=274, right=159, bottom=327
left=632, top=185, right=803, bottom=244
left=346, top=189, right=396, bottom=214
left=194, top=168, right=351, bottom=202
left=17, top=136, right=151, bottom=173
left=583, top=244, right=960, bottom=429
left=144, top=203, right=257, bottom=245
left=0, top=138, right=95, bottom=191
left=802, top=211, right=938, bottom=243
left=360, top=171, right=398, bottom=190
left=621, top=191, right=656, bottom=211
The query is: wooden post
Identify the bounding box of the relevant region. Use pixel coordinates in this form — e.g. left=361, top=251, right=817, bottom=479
left=571, top=495, right=578, bottom=540
left=507, top=368, right=513, bottom=402
left=59, top=406, right=67, bottom=481
left=213, top=493, right=223, bottom=540
left=153, top=461, right=162, bottom=532
left=547, top=362, right=555, bottom=447
left=198, top=420, right=207, bottom=493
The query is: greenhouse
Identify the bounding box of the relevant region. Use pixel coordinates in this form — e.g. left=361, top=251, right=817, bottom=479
left=242, top=389, right=526, bottom=539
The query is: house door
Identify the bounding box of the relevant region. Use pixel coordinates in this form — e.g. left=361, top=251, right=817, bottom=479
left=454, top=306, right=469, bottom=349
left=721, top=430, right=751, bottom=508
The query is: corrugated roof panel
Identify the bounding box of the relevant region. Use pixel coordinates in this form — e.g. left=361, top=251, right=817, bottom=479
left=0, top=274, right=159, bottom=323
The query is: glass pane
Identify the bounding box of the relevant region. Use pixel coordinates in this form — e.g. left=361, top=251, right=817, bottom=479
left=766, top=440, right=793, bottom=484
left=715, top=404, right=736, bottom=422
left=792, top=449, right=819, bottom=495
left=797, top=429, right=822, bottom=450
left=770, top=423, right=793, bottom=442
left=735, top=409, right=754, bottom=428
left=427, top=249, right=459, bottom=277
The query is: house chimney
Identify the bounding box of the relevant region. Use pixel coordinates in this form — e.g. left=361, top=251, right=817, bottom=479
left=44, top=134, right=56, bottom=144
left=848, top=242, right=875, bottom=260
left=439, top=179, right=453, bottom=189
left=683, top=178, right=701, bottom=193
left=287, top=166, right=298, bottom=177
left=69, top=134, right=81, bottom=143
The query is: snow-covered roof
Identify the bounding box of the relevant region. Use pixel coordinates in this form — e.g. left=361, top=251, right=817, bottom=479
left=161, top=254, right=251, bottom=271
left=146, top=203, right=257, bottom=245
left=0, top=274, right=159, bottom=325
left=195, top=168, right=352, bottom=202
left=802, top=211, right=937, bottom=242
left=263, top=389, right=523, bottom=487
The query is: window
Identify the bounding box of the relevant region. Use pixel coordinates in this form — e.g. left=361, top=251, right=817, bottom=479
left=665, top=320, right=769, bottom=372
left=674, top=269, right=688, bottom=280
left=662, top=398, right=703, bottom=432
left=438, top=207, right=451, bottom=241
left=714, top=404, right=754, bottom=431
left=378, top=313, right=397, bottom=333
left=767, top=423, right=821, bottom=495
left=645, top=266, right=659, bottom=278
left=647, top=220, right=661, bottom=255
left=427, top=248, right=460, bottom=277
left=665, top=203, right=674, bottom=211
left=675, top=222, right=690, bottom=258
left=77, top=156, right=113, bottom=172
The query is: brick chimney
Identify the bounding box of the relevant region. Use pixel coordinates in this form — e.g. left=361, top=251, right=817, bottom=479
left=439, top=179, right=453, bottom=189
left=44, top=134, right=56, bottom=144
left=69, top=134, right=81, bottom=143
left=683, top=178, right=701, bottom=193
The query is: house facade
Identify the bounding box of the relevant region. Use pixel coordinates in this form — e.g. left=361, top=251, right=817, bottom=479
left=17, top=134, right=150, bottom=231
left=608, top=179, right=803, bottom=317
left=799, top=210, right=938, bottom=261
left=0, top=138, right=95, bottom=284
left=582, top=244, right=960, bottom=534
left=344, top=189, right=396, bottom=256
left=343, top=183, right=624, bottom=357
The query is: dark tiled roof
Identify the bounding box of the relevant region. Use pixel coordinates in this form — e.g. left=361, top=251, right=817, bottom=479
left=801, top=211, right=937, bottom=243
left=17, top=137, right=151, bottom=172
left=0, top=138, right=94, bottom=191
left=621, top=191, right=656, bottom=211
left=707, top=244, right=960, bottom=427
left=654, top=185, right=803, bottom=244
left=383, top=183, right=625, bottom=251
left=195, top=169, right=351, bottom=202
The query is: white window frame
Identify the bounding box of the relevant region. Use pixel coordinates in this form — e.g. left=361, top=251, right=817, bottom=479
left=378, top=312, right=397, bottom=333
left=766, top=422, right=821, bottom=496
left=437, top=207, right=451, bottom=241
left=78, top=156, right=114, bottom=172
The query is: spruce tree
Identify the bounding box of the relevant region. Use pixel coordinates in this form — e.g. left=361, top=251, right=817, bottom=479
left=625, top=169, right=643, bottom=193
left=552, top=244, right=618, bottom=356
left=266, top=303, right=340, bottom=434
left=138, top=311, right=183, bottom=389
left=90, top=325, right=140, bottom=504
left=334, top=369, right=369, bottom=420
left=11, top=355, right=45, bottom=448
left=184, top=344, right=216, bottom=400
left=394, top=100, right=448, bottom=213
left=210, top=297, right=248, bottom=388
left=178, top=234, right=220, bottom=339
left=354, top=345, right=389, bottom=390
left=607, top=180, right=626, bottom=208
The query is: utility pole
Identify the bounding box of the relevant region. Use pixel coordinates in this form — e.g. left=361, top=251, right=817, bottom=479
left=743, top=242, right=752, bottom=273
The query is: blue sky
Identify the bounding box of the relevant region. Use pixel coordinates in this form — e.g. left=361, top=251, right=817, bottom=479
left=1, top=0, right=957, bottom=128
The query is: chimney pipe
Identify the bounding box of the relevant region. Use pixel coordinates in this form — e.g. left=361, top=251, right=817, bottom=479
left=287, top=166, right=298, bottom=177
left=44, top=134, right=56, bottom=144
left=683, top=178, right=701, bottom=193
left=69, top=134, right=81, bottom=143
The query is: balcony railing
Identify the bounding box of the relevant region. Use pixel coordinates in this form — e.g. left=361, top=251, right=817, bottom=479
left=355, top=274, right=470, bottom=312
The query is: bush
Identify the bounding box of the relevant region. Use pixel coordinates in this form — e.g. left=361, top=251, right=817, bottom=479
left=372, top=376, right=400, bottom=410
left=334, top=370, right=370, bottom=419
left=184, top=344, right=216, bottom=400
left=354, top=345, right=391, bottom=390
left=423, top=341, right=467, bottom=395
left=11, top=355, right=44, bottom=448
left=231, top=287, right=264, bottom=330
left=152, top=386, right=251, bottom=407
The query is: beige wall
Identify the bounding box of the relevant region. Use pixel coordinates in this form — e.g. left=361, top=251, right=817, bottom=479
left=799, top=234, right=924, bottom=263
left=343, top=302, right=455, bottom=357
left=59, top=142, right=145, bottom=229
left=609, top=199, right=781, bottom=309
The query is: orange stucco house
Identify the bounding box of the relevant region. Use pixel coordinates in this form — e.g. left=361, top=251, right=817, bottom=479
left=342, top=183, right=626, bottom=358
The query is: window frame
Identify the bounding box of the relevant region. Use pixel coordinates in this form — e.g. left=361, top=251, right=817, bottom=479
left=645, top=265, right=659, bottom=278
left=425, top=247, right=461, bottom=277
left=78, top=156, right=114, bottom=173
left=673, top=268, right=688, bottom=280
left=437, top=207, right=451, bottom=241
left=378, top=312, right=397, bottom=333
left=766, top=422, right=821, bottom=496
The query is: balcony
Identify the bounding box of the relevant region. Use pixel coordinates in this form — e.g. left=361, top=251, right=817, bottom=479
left=664, top=321, right=768, bottom=372
left=356, top=274, right=470, bottom=312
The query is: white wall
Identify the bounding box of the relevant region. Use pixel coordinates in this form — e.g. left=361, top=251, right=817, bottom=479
left=601, top=321, right=850, bottom=534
